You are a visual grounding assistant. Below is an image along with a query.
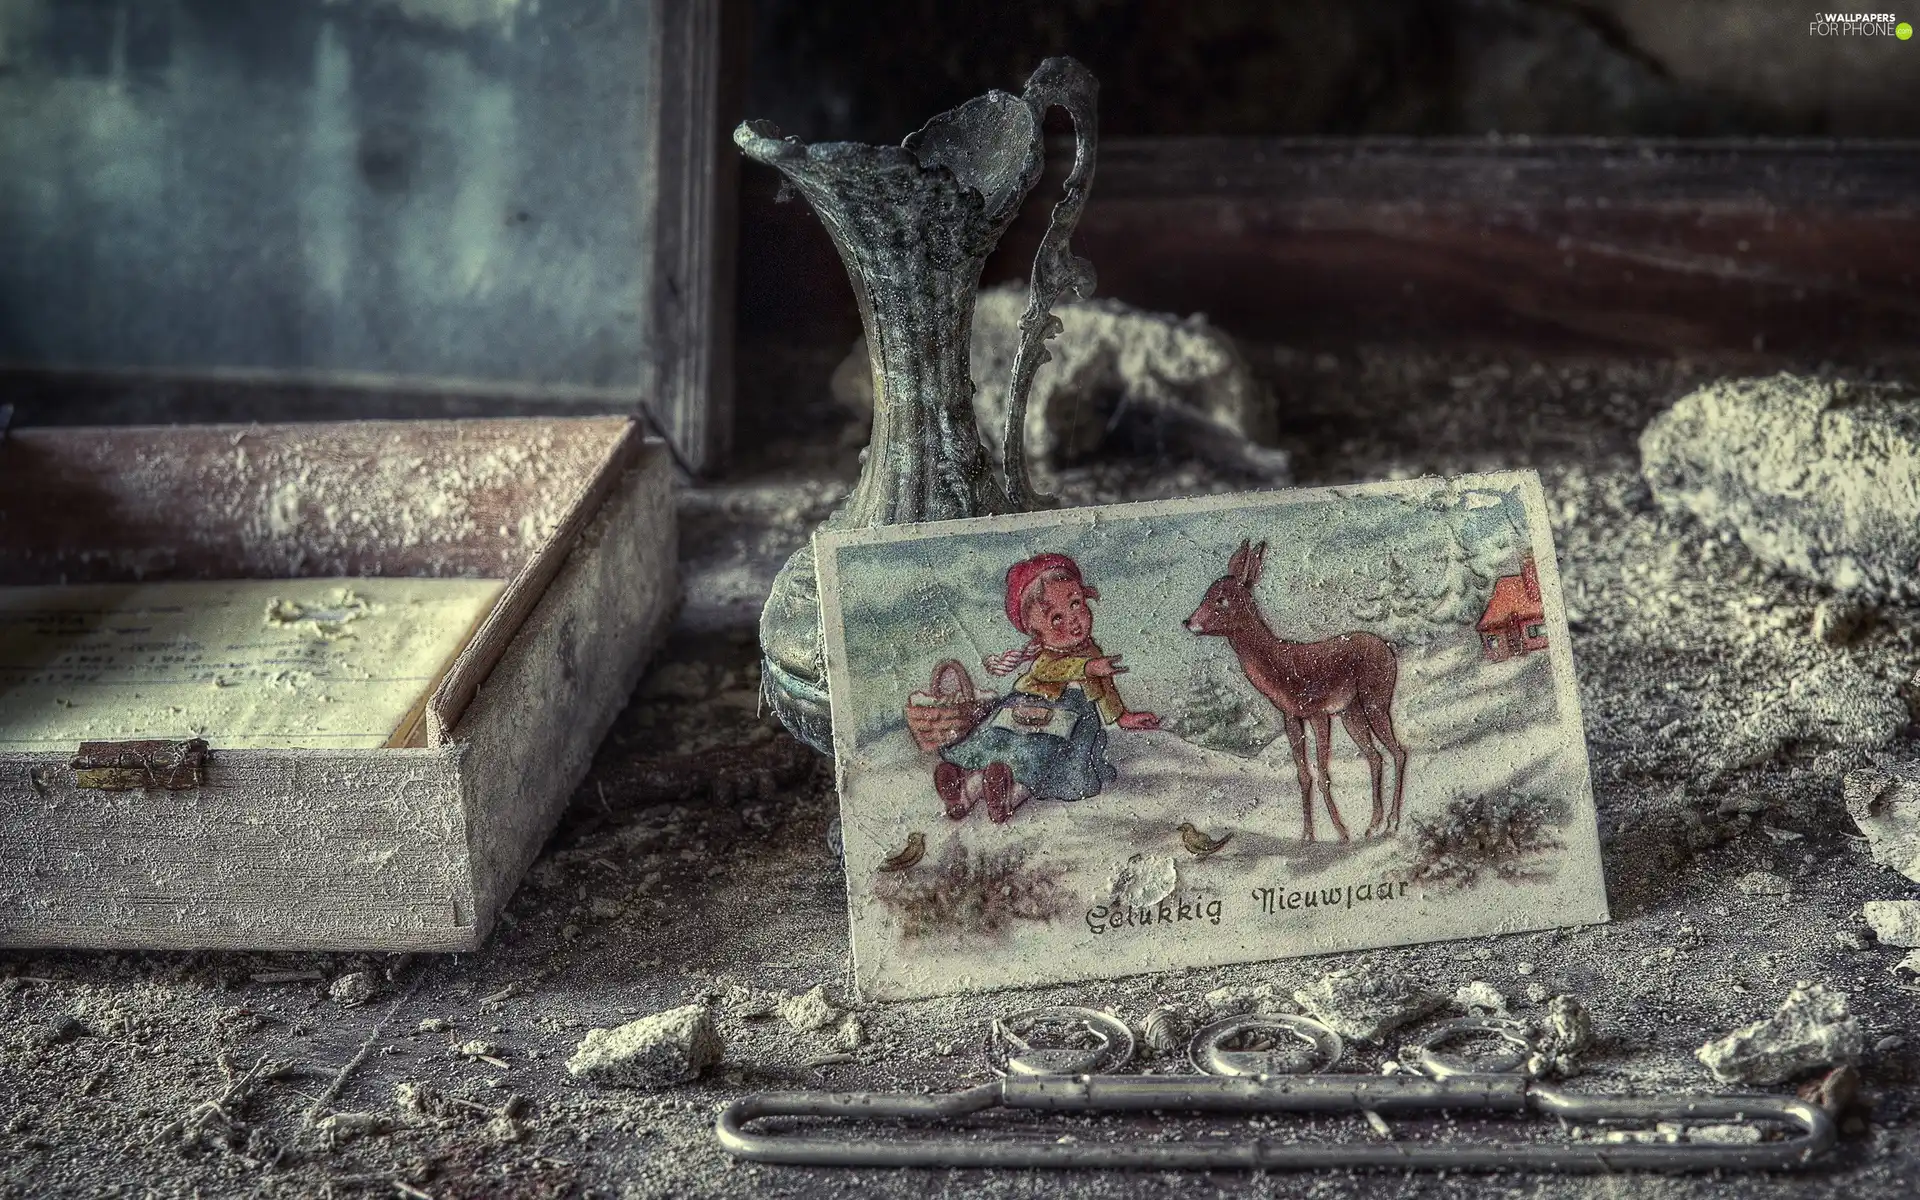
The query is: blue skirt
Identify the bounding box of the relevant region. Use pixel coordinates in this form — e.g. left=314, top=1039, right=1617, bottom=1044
left=940, top=686, right=1117, bottom=801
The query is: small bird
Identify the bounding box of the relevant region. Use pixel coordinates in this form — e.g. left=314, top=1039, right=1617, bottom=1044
left=1178, top=823, right=1231, bottom=859
left=879, top=832, right=927, bottom=872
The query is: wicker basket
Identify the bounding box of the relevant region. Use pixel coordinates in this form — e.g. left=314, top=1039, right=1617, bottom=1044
left=905, top=659, right=993, bottom=752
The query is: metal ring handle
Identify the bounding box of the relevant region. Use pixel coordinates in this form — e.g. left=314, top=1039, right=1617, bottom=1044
left=1406, top=1018, right=1536, bottom=1080
left=1187, top=1013, right=1345, bottom=1077
left=987, top=1006, right=1136, bottom=1078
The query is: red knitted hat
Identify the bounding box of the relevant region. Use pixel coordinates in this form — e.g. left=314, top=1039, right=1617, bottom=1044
left=1004, top=552, right=1087, bottom=630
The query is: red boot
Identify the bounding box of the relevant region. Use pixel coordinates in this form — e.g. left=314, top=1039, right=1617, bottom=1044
left=982, top=763, right=1017, bottom=824
left=935, top=762, right=972, bottom=820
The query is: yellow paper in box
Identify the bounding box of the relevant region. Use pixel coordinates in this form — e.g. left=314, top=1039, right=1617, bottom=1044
left=0, top=578, right=505, bottom=751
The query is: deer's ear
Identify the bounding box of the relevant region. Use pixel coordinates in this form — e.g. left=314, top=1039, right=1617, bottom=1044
left=1227, top=538, right=1251, bottom=582
left=1247, top=541, right=1267, bottom=585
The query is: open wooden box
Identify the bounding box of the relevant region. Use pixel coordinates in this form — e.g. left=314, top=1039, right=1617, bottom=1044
left=0, top=417, right=675, bottom=952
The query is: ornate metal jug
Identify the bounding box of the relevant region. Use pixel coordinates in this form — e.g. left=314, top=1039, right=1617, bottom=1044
left=736, top=57, right=1100, bottom=754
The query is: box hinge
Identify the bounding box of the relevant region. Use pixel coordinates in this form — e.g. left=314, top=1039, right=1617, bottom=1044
left=71, top=738, right=209, bottom=791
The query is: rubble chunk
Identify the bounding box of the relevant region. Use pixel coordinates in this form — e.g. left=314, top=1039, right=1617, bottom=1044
left=778, top=985, right=841, bottom=1033
left=1528, top=995, right=1594, bottom=1077
left=1695, top=983, right=1863, bottom=1085
left=1640, top=374, right=1920, bottom=601
left=1844, top=761, right=1920, bottom=884
left=1293, top=964, right=1442, bottom=1043
left=565, top=1005, right=722, bottom=1089
left=1453, top=981, right=1508, bottom=1015
left=1735, top=870, right=1792, bottom=896
left=1863, top=901, right=1920, bottom=947
left=328, top=972, right=376, bottom=1007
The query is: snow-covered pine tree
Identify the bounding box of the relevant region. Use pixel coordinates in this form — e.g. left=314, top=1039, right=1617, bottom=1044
left=1173, top=656, right=1277, bottom=757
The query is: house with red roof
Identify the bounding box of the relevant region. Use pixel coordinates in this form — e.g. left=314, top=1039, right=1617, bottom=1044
left=1477, top=554, right=1547, bottom=662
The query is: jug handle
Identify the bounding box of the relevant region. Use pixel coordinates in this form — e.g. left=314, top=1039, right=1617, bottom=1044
left=1001, top=57, right=1099, bottom=511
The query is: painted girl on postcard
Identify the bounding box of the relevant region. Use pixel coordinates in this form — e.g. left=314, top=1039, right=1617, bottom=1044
left=934, top=553, right=1160, bottom=823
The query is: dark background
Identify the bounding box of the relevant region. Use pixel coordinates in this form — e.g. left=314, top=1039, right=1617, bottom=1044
left=743, top=0, right=1920, bottom=141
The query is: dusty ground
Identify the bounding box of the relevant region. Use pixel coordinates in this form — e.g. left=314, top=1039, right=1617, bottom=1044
left=4, top=345, right=1919, bottom=1199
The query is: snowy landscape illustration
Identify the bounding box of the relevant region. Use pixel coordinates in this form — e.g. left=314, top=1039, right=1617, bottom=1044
left=816, top=471, right=1610, bottom=1000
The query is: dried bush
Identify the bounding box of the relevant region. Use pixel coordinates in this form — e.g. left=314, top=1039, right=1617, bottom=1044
left=873, top=835, right=1071, bottom=939
left=1402, top=791, right=1571, bottom=889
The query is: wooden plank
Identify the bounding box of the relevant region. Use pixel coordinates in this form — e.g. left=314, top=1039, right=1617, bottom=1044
left=453, top=447, right=679, bottom=942
left=0, top=747, right=473, bottom=953
left=425, top=420, right=645, bottom=743
left=738, top=137, right=1920, bottom=357
left=0, top=417, right=631, bottom=586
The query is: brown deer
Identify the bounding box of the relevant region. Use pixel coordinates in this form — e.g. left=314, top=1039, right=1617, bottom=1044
left=1184, top=539, right=1409, bottom=841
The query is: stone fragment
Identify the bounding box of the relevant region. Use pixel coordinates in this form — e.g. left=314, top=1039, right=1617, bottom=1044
left=566, top=1005, right=721, bottom=1089
left=833, top=284, right=1286, bottom=479
left=720, top=983, right=783, bottom=1019
left=1835, top=928, right=1874, bottom=952
left=1734, top=870, right=1792, bottom=896
left=1892, top=949, right=1920, bottom=977
left=1453, top=981, right=1508, bottom=1014
left=1528, top=995, right=1594, bottom=1077
left=1863, top=901, right=1920, bottom=947
left=1640, top=373, right=1920, bottom=601
left=1695, top=983, right=1863, bottom=1085
left=328, top=972, right=376, bottom=1007
left=316, top=1111, right=389, bottom=1143
left=778, top=985, right=841, bottom=1033
left=1293, top=964, right=1442, bottom=1044
left=1844, top=761, right=1920, bottom=884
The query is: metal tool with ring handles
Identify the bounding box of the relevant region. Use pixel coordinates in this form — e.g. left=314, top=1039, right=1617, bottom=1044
left=714, top=1005, right=1836, bottom=1172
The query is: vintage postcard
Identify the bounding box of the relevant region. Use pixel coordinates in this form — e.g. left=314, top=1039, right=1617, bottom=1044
left=816, top=471, right=1609, bottom=1001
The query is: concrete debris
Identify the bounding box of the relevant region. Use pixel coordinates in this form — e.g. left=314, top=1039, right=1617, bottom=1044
left=1836, top=928, right=1875, bottom=952
left=1203, top=983, right=1298, bottom=1016
left=1527, top=995, right=1594, bottom=1077
left=566, top=1005, right=722, bottom=1089
left=1695, top=983, right=1863, bottom=1085
left=1844, top=761, right=1920, bottom=884
left=720, top=983, right=784, bottom=1020
left=1892, top=949, right=1920, bottom=977
left=1522, top=983, right=1550, bottom=1006
left=327, top=972, right=376, bottom=1007
left=833, top=1016, right=866, bottom=1052
left=1862, top=900, right=1920, bottom=947
left=1641, top=373, right=1920, bottom=601
left=416, top=1017, right=452, bottom=1034
left=454, top=1040, right=502, bottom=1059
left=1293, top=964, right=1443, bottom=1044
left=393, top=1082, right=448, bottom=1122
left=1734, top=870, right=1793, bottom=896
left=833, top=283, right=1285, bottom=480
left=1682, top=1123, right=1764, bottom=1145
left=1453, top=981, right=1508, bottom=1015
left=778, top=986, right=841, bottom=1033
